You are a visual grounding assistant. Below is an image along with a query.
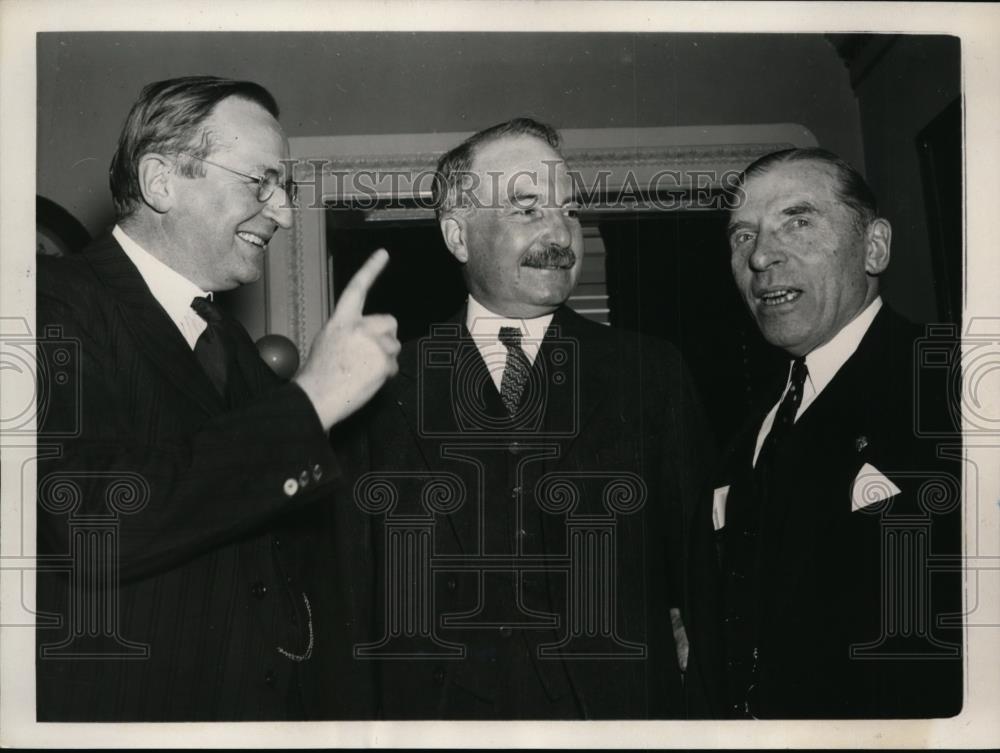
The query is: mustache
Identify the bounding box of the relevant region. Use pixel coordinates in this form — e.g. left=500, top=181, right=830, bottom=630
left=521, top=245, right=577, bottom=269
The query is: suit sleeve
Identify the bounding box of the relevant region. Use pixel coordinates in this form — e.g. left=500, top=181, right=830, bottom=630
left=654, top=344, right=717, bottom=607
left=35, top=277, right=343, bottom=582
left=653, top=344, right=723, bottom=716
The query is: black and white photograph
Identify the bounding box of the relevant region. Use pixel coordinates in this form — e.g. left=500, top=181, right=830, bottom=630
left=1, top=0, right=998, bottom=747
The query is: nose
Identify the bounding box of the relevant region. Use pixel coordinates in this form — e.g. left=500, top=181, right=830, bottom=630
left=261, top=189, right=294, bottom=229
left=747, top=231, right=786, bottom=272
left=543, top=208, right=572, bottom=249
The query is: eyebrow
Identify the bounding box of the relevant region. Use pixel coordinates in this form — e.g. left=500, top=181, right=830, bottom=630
left=727, top=200, right=823, bottom=236
left=510, top=189, right=541, bottom=203
left=782, top=201, right=818, bottom=216
left=727, top=219, right=751, bottom=236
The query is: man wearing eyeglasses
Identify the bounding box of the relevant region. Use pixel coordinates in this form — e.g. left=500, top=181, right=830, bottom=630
left=35, top=76, right=399, bottom=721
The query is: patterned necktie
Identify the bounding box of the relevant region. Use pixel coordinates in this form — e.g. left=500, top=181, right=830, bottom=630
left=756, top=356, right=808, bottom=473
left=498, top=326, right=531, bottom=416
left=191, top=296, right=234, bottom=397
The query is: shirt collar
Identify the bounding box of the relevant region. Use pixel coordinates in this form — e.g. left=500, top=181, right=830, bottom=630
left=113, top=225, right=211, bottom=348
left=465, top=295, right=554, bottom=357
left=803, top=296, right=882, bottom=397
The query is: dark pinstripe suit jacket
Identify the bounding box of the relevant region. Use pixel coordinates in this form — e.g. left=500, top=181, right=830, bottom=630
left=35, top=237, right=353, bottom=721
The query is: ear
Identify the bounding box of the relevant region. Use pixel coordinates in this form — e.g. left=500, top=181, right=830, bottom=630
left=440, top=215, right=468, bottom=264
left=136, top=153, right=176, bottom=214
left=864, top=217, right=891, bottom=275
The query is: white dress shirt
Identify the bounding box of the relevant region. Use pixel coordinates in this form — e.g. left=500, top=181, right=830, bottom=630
left=752, top=296, right=883, bottom=466
left=113, top=225, right=211, bottom=350
left=465, top=295, right=554, bottom=393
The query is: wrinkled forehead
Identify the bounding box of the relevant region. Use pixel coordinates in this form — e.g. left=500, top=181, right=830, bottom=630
left=468, top=135, right=573, bottom=205
left=736, top=159, right=842, bottom=217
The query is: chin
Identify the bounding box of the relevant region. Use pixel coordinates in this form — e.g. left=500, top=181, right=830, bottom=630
left=531, top=294, right=570, bottom=310
left=763, top=330, right=811, bottom=355
left=238, top=265, right=264, bottom=285
left=542, top=281, right=577, bottom=301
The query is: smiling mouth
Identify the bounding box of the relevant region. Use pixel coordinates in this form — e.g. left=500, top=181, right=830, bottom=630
left=237, top=231, right=269, bottom=249
left=523, top=262, right=575, bottom=271
left=522, top=255, right=576, bottom=270
left=757, top=288, right=802, bottom=306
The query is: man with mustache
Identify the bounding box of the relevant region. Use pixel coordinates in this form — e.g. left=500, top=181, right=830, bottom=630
left=712, top=148, right=962, bottom=718
left=35, top=76, right=399, bottom=720
left=336, top=118, right=715, bottom=718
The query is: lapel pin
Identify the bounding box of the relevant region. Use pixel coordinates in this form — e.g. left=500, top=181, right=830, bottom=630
left=855, top=435, right=869, bottom=452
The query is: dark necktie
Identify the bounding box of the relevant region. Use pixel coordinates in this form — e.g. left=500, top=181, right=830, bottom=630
left=738, top=355, right=808, bottom=716
left=191, top=296, right=234, bottom=397
left=756, top=356, right=809, bottom=472
left=498, top=326, right=531, bottom=416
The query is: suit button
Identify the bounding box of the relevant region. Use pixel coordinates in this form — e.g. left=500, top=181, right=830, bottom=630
left=312, top=463, right=323, bottom=481
left=432, top=667, right=445, bottom=685
left=272, top=537, right=281, bottom=549
left=299, top=470, right=310, bottom=488
left=729, top=570, right=744, bottom=581
left=742, top=529, right=756, bottom=538
left=251, top=581, right=268, bottom=599
left=499, top=625, right=512, bottom=638
left=264, top=669, right=275, bottom=687
left=511, top=486, right=522, bottom=498
left=283, top=478, right=299, bottom=497
left=446, top=577, right=458, bottom=592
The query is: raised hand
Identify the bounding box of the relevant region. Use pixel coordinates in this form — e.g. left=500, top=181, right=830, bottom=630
left=294, top=249, right=400, bottom=430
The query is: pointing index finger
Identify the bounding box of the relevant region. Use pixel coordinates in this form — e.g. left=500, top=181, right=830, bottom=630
left=333, top=248, right=389, bottom=321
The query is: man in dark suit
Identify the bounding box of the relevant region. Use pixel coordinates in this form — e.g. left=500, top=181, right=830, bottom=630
left=713, top=148, right=962, bottom=718
left=35, top=76, right=399, bottom=720
left=334, top=118, right=715, bottom=718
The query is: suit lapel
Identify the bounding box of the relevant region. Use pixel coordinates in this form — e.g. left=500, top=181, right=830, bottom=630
left=540, top=306, right=617, bottom=472
left=223, top=312, right=280, bottom=405
left=388, top=306, right=621, bottom=557
left=83, top=237, right=226, bottom=416
left=791, top=307, right=895, bottom=439
left=391, top=308, right=484, bottom=555
left=762, top=307, right=898, bottom=544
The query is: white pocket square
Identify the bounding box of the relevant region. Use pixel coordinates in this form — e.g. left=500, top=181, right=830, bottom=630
left=851, top=463, right=901, bottom=511
left=713, top=485, right=729, bottom=530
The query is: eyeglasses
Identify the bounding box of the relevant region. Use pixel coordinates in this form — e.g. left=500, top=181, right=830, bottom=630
left=178, top=152, right=298, bottom=204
